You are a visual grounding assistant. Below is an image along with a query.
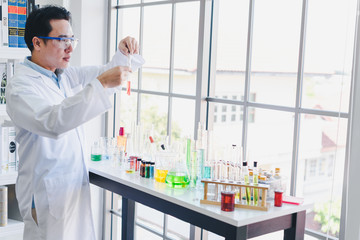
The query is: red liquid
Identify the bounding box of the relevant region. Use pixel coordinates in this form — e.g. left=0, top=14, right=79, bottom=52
left=221, top=191, right=235, bottom=212
left=274, top=191, right=283, bottom=207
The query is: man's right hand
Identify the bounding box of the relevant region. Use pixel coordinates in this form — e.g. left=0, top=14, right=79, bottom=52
left=97, top=66, right=132, bottom=88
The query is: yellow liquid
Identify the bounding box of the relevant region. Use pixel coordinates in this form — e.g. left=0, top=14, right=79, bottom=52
left=155, top=169, right=169, bottom=183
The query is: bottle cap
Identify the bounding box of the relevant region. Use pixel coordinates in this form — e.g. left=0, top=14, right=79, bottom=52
left=119, top=127, right=125, bottom=136
left=275, top=167, right=280, bottom=173
left=254, top=161, right=257, bottom=167
left=242, top=161, right=247, bottom=166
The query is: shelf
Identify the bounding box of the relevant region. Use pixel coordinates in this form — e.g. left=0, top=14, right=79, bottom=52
left=0, top=172, right=18, bottom=185
left=0, top=219, right=24, bottom=237
left=0, top=47, right=29, bottom=60
left=0, top=105, right=6, bottom=113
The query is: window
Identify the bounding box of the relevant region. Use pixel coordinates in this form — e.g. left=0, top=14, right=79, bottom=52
left=108, top=0, right=357, bottom=239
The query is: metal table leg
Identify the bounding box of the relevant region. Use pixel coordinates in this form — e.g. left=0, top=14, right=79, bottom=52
left=122, top=198, right=135, bottom=240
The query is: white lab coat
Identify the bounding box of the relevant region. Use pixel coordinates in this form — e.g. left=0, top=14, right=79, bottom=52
left=6, top=51, right=127, bottom=240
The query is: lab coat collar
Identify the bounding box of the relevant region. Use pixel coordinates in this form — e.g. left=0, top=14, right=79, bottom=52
left=15, top=64, right=65, bottom=98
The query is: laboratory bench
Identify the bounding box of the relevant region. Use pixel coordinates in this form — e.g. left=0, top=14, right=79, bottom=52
left=88, top=161, right=312, bottom=240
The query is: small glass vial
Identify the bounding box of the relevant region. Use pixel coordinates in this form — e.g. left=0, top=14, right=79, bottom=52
left=140, top=160, right=145, bottom=177
left=125, top=157, right=136, bottom=173
left=136, top=158, right=142, bottom=172
left=274, top=190, right=283, bottom=207
left=149, top=162, right=155, bottom=178
left=145, top=162, right=151, bottom=178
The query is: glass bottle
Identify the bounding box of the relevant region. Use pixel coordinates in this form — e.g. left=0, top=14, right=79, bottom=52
left=242, top=161, right=251, bottom=205
left=253, top=161, right=259, bottom=206
left=145, top=161, right=150, bottom=178
left=117, top=126, right=127, bottom=152
left=150, top=161, right=155, bottom=178
left=140, top=160, right=145, bottom=177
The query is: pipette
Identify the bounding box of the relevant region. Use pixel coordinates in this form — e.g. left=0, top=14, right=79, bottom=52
left=126, top=55, right=132, bottom=95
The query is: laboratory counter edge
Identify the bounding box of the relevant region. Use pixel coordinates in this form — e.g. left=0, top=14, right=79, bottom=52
left=88, top=161, right=313, bottom=240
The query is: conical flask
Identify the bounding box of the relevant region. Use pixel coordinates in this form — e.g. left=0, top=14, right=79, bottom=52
left=165, top=150, right=190, bottom=189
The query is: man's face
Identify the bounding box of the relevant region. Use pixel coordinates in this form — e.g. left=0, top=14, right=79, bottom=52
left=39, top=19, right=74, bottom=71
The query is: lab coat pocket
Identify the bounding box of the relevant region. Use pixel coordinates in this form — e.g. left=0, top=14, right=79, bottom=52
left=44, top=172, right=83, bottom=220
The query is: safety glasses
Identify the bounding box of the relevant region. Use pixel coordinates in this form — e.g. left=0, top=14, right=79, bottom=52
left=37, top=36, right=79, bottom=50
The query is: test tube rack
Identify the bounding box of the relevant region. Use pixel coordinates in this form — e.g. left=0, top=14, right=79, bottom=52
left=200, top=179, right=270, bottom=211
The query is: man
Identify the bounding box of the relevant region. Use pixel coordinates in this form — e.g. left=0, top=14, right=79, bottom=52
left=5, top=5, right=138, bottom=240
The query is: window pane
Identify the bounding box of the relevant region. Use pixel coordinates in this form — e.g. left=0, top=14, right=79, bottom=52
left=142, top=5, right=172, bottom=92
left=173, top=2, right=199, bottom=95
left=119, top=0, right=141, bottom=5
left=144, top=0, right=168, bottom=3
left=171, top=98, right=195, bottom=141
left=166, top=215, right=190, bottom=239
left=115, top=91, right=138, bottom=137
left=213, top=0, right=249, bottom=98
left=117, top=8, right=141, bottom=89
left=246, top=109, right=294, bottom=195
left=302, top=0, right=356, bottom=112
left=135, top=226, right=163, bottom=240
left=297, top=116, right=347, bottom=239
left=140, top=94, right=168, bottom=138
left=209, top=102, right=243, bottom=159
left=250, top=0, right=302, bottom=107
left=136, top=203, right=164, bottom=234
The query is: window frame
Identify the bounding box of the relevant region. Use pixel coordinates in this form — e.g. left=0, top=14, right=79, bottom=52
left=105, top=0, right=354, bottom=239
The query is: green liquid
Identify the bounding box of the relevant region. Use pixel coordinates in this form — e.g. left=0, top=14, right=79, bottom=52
left=91, top=154, right=102, bottom=161
left=253, top=174, right=259, bottom=205
left=165, top=172, right=190, bottom=188
left=244, top=175, right=251, bottom=205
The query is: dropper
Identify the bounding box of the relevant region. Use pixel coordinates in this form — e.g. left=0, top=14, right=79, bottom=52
left=126, top=55, right=132, bottom=95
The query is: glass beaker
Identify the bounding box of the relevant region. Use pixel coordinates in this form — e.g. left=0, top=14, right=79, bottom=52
left=154, top=151, right=174, bottom=183
left=91, top=140, right=102, bottom=161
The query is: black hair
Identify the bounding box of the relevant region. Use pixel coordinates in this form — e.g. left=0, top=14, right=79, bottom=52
left=25, top=5, right=71, bottom=52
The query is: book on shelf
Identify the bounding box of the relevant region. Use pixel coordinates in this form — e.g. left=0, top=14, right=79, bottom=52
left=0, top=62, right=6, bottom=105
left=8, top=0, right=17, bottom=48
left=0, top=121, right=18, bottom=174
left=1, top=0, right=9, bottom=47
left=0, top=1, right=2, bottom=46
left=17, top=0, right=26, bottom=48
left=1, top=0, right=34, bottom=49
left=0, top=124, right=9, bottom=174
